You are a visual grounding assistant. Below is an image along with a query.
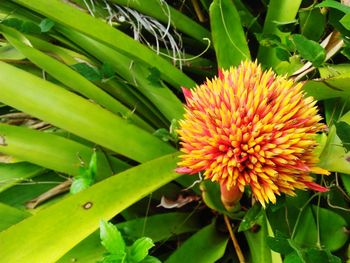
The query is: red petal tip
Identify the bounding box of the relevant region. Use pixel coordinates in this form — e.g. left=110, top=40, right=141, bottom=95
left=218, top=68, right=224, bottom=80
left=175, top=167, right=192, bottom=174
left=304, top=182, right=329, bottom=192
left=181, top=87, right=193, bottom=104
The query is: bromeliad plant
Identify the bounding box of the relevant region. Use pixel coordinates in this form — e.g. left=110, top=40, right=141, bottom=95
left=0, top=0, right=350, bottom=262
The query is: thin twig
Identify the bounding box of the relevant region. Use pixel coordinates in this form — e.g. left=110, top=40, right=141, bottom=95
left=224, top=215, right=245, bottom=263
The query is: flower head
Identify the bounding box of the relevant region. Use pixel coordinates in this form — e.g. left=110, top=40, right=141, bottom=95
left=177, top=61, right=329, bottom=206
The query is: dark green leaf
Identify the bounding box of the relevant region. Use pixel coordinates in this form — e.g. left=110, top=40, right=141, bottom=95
left=238, top=203, right=262, bottom=232
left=335, top=121, right=350, bottom=152
left=100, top=220, right=126, bottom=256
left=128, top=237, right=154, bottom=263
left=71, top=63, right=100, bottom=81
left=312, top=206, right=348, bottom=251
left=275, top=48, right=290, bottom=61
left=147, top=67, right=162, bottom=85
left=316, top=0, right=350, bottom=14
left=39, top=18, right=55, bottom=32
left=165, top=223, right=228, bottom=263
left=275, top=20, right=298, bottom=33
left=100, top=63, right=115, bottom=80
left=21, top=21, right=41, bottom=34
left=1, top=18, right=23, bottom=31
left=266, top=236, right=293, bottom=254
left=284, top=251, right=302, bottom=263
left=292, top=34, right=326, bottom=67
left=299, top=8, right=326, bottom=41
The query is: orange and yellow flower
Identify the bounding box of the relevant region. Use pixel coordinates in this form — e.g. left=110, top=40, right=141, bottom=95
left=177, top=61, right=329, bottom=206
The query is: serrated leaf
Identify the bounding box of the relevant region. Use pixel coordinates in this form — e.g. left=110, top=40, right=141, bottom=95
left=100, top=220, right=126, bottom=256
left=292, top=34, right=326, bottom=67
left=128, top=237, right=154, bottom=263
left=39, top=18, right=55, bottom=32
left=71, top=63, right=101, bottom=81
left=335, top=121, right=350, bottom=152
left=238, top=203, right=262, bottom=232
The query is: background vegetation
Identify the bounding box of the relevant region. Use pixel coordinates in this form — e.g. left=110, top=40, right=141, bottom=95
left=0, top=0, right=350, bottom=262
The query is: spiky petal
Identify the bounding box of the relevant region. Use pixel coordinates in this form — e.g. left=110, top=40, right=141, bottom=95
left=177, top=61, right=329, bottom=206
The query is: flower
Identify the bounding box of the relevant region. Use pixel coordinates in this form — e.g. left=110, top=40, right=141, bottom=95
left=177, top=61, right=329, bottom=206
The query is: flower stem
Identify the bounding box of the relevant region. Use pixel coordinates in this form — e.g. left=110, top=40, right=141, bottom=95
left=224, top=215, right=245, bottom=263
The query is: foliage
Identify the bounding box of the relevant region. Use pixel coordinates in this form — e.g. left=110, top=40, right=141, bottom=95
left=0, top=0, right=349, bottom=262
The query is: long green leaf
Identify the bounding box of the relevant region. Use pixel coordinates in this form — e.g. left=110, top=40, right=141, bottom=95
left=0, top=124, right=129, bottom=176
left=0, top=203, right=30, bottom=231
left=1, top=25, right=154, bottom=132
left=10, top=0, right=196, bottom=88
left=0, top=162, right=44, bottom=193
left=0, top=61, right=174, bottom=162
left=109, top=0, right=211, bottom=43
left=0, top=153, right=179, bottom=263
left=209, top=0, right=250, bottom=68
left=58, top=27, right=185, bottom=121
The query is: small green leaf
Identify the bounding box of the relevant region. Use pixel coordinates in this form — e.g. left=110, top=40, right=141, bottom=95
left=255, top=33, right=282, bottom=48
left=21, top=21, right=41, bottom=34
left=291, top=34, right=326, bottom=67
left=299, top=8, right=325, bottom=41
left=275, top=20, right=298, bottom=33
left=140, top=255, right=161, bottom=263
left=147, top=68, right=162, bottom=85
left=335, top=121, right=350, bottom=152
left=128, top=237, right=154, bottom=263
left=100, top=63, right=115, bottom=80
left=71, top=63, right=100, bottom=81
left=153, top=129, right=172, bottom=142
left=100, top=220, right=126, bottom=256
left=39, top=18, right=55, bottom=32
left=238, top=203, right=262, bottom=232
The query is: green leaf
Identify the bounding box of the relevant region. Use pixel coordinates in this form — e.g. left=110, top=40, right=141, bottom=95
left=140, top=255, right=161, bottom=263
left=316, top=0, right=350, bottom=14
left=58, top=212, right=200, bottom=263
left=340, top=13, right=350, bottom=31
left=312, top=206, right=348, bottom=251
left=0, top=203, right=30, bottom=231
left=100, top=63, right=115, bottom=80
left=292, top=34, right=326, bottom=67
left=209, top=0, right=250, bottom=69
left=128, top=237, right=154, bottom=263
left=165, top=222, right=228, bottom=263
left=0, top=44, right=26, bottom=60
left=238, top=203, right=263, bottom=232
left=200, top=180, right=227, bottom=214
left=10, top=0, right=195, bottom=88
left=70, top=171, right=94, bottom=194
left=266, top=236, right=293, bottom=255
left=335, top=121, right=350, bottom=153
left=100, top=220, right=126, bottom=256
left=258, top=0, right=302, bottom=67
left=0, top=153, right=179, bottom=262
left=0, top=61, right=174, bottom=163
left=299, top=8, right=326, bottom=41
left=153, top=129, right=172, bottom=142
left=72, top=62, right=101, bottom=81
left=0, top=162, right=44, bottom=193
left=244, top=213, right=272, bottom=263
left=39, top=18, right=55, bottom=32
